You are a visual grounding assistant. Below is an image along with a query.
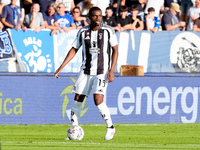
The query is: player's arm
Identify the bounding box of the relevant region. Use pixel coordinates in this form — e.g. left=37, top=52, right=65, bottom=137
left=1, top=18, right=14, bottom=28
left=193, top=24, right=200, bottom=32
left=54, top=47, right=78, bottom=78
left=107, top=45, right=118, bottom=83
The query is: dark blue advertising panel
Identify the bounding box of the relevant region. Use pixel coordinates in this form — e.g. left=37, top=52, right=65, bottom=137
left=0, top=74, right=199, bottom=125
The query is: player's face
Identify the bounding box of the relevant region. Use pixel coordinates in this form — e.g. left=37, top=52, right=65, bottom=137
left=195, top=0, right=200, bottom=6
left=131, top=10, right=139, bottom=16
left=72, top=8, right=80, bottom=17
left=57, top=4, right=65, bottom=14
left=105, top=9, right=113, bottom=18
left=11, top=0, right=17, bottom=5
left=32, top=4, right=40, bottom=13
left=120, top=11, right=128, bottom=19
left=149, top=11, right=155, bottom=17
left=48, top=6, right=55, bottom=16
left=90, top=10, right=102, bottom=27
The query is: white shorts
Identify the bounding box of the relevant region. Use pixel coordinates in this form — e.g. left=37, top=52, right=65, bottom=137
left=71, top=70, right=108, bottom=96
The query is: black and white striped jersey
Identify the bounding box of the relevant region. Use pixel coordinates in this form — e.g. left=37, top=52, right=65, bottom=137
left=72, top=23, right=118, bottom=75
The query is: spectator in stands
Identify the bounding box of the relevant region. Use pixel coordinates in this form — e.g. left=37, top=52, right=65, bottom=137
left=130, top=4, right=144, bottom=31
left=186, top=0, right=200, bottom=31
left=1, top=0, right=27, bottom=31
left=55, top=0, right=75, bottom=14
left=181, top=0, right=193, bottom=21
left=32, top=0, right=55, bottom=13
left=23, top=3, right=45, bottom=32
left=56, top=2, right=76, bottom=33
left=144, top=0, right=164, bottom=19
left=77, top=0, right=91, bottom=16
left=0, top=0, right=22, bottom=8
left=91, top=0, right=110, bottom=16
left=116, top=5, right=132, bottom=32
left=0, top=0, right=23, bottom=15
left=112, top=0, right=147, bottom=17
left=1, top=0, right=25, bottom=27
left=193, top=16, right=200, bottom=31
left=102, top=6, right=120, bottom=32
left=145, top=7, right=160, bottom=33
left=72, top=6, right=88, bottom=29
left=164, top=0, right=181, bottom=21
left=111, top=0, right=118, bottom=16
left=43, top=2, right=62, bottom=35
left=161, top=2, right=186, bottom=31
left=120, top=0, right=146, bottom=13
left=23, top=0, right=33, bottom=14
left=164, top=0, right=181, bottom=11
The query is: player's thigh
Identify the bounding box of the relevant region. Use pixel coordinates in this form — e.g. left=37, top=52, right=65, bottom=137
left=72, top=71, right=91, bottom=96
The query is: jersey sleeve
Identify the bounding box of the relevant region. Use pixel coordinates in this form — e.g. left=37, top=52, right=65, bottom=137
left=1, top=6, right=7, bottom=19
left=154, top=17, right=161, bottom=28
left=71, top=29, right=82, bottom=49
left=109, top=29, right=118, bottom=47
left=162, top=13, right=171, bottom=26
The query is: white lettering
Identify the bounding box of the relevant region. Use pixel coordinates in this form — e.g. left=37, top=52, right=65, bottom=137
left=136, top=87, right=152, bottom=114
left=153, top=87, right=170, bottom=115
left=23, top=37, right=42, bottom=47
left=114, top=86, right=199, bottom=123
left=118, top=87, right=135, bottom=115
left=181, top=87, right=198, bottom=123
left=171, top=87, right=183, bottom=114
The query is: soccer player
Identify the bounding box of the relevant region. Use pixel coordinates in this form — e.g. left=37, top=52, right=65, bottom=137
left=54, top=7, right=118, bottom=140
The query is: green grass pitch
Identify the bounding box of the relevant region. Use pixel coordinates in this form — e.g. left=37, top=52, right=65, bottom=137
left=0, top=123, right=200, bottom=150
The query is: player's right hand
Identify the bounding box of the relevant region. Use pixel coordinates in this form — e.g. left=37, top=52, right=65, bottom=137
left=54, top=69, right=61, bottom=78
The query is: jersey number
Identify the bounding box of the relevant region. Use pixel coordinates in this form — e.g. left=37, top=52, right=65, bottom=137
left=99, top=79, right=106, bottom=87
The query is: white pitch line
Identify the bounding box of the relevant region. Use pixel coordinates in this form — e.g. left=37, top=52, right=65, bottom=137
left=1, top=140, right=200, bottom=147
left=84, top=123, right=160, bottom=126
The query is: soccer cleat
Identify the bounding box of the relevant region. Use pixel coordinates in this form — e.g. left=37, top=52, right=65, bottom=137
left=64, top=137, right=70, bottom=140
left=104, top=126, right=115, bottom=140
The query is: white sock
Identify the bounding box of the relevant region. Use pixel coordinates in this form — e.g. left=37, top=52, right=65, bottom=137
left=97, top=102, right=113, bottom=127
left=71, top=101, right=82, bottom=126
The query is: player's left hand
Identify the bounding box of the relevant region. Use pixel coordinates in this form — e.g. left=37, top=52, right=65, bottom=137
left=107, top=71, right=114, bottom=83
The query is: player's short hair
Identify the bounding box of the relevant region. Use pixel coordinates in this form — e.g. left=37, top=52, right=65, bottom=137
left=148, top=7, right=155, bottom=13
left=131, top=4, right=139, bottom=11
left=119, top=5, right=128, bottom=12
left=106, top=6, right=113, bottom=11
left=89, top=7, right=102, bottom=15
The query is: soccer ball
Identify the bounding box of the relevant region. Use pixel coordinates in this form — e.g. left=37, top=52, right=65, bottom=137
left=67, top=126, right=84, bottom=140
left=76, top=126, right=84, bottom=140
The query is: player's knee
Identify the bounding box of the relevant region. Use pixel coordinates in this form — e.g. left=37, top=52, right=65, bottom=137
left=93, top=94, right=104, bottom=105
left=94, top=99, right=103, bottom=106
left=74, top=94, right=85, bottom=102
left=94, top=97, right=103, bottom=106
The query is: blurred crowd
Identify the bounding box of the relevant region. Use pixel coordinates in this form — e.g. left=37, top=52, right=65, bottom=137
left=0, top=0, right=199, bottom=35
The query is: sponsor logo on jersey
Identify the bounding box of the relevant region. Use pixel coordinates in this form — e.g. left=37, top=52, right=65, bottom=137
left=86, top=32, right=90, bottom=36
left=85, top=36, right=90, bottom=40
